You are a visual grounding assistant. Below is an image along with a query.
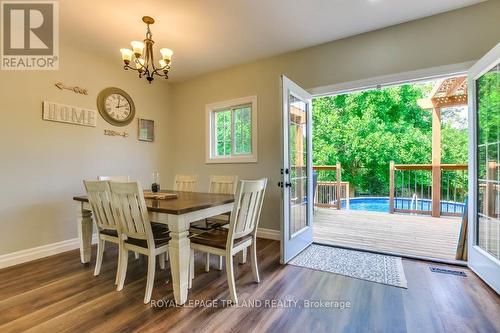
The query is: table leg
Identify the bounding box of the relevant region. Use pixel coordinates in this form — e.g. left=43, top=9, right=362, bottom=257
left=167, top=214, right=190, bottom=305
left=77, top=204, right=93, bottom=264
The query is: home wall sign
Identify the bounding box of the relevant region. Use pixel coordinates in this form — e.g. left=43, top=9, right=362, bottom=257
left=54, top=82, right=89, bottom=95
left=42, top=101, right=96, bottom=127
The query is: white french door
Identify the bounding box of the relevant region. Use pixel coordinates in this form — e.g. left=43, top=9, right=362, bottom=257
left=468, top=42, right=500, bottom=294
left=280, top=75, right=313, bottom=264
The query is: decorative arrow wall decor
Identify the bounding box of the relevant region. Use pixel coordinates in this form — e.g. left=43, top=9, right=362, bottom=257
left=54, top=82, right=88, bottom=95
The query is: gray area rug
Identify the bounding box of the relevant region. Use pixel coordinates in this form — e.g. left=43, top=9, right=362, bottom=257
left=289, top=244, right=407, bottom=288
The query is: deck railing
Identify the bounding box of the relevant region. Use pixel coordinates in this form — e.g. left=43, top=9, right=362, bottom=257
left=389, top=161, right=468, bottom=217
left=313, top=164, right=350, bottom=209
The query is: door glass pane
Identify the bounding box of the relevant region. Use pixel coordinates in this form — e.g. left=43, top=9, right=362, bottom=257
left=289, top=94, right=308, bottom=237
left=476, top=62, right=500, bottom=260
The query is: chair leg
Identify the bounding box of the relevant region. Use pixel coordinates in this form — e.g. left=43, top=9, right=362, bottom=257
left=218, top=256, right=223, bottom=270
left=225, top=255, right=237, bottom=304
left=134, top=252, right=140, bottom=260
left=239, top=248, right=247, bottom=264
left=205, top=253, right=210, bottom=272
left=165, top=248, right=169, bottom=262
left=116, top=245, right=128, bottom=291
left=189, top=249, right=194, bottom=289
left=94, top=238, right=105, bottom=276
left=159, top=253, right=166, bottom=270
left=144, top=254, right=156, bottom=304
left=250, top=243, right=260, bottom=283
left=115, top=242, right=122, bottom=285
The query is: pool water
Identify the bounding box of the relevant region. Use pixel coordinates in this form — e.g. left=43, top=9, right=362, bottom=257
left=341, top=197, right=465, bottom=214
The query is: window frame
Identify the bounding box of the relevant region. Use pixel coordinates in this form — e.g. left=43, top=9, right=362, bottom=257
left=206, top=95, right=258, bottom=164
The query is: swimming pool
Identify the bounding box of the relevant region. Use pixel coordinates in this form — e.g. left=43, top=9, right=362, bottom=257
left=341, top=197, right=465, bottom=214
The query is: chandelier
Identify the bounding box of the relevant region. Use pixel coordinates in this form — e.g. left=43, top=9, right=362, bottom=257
left=120, top=16, right=173, bottom=83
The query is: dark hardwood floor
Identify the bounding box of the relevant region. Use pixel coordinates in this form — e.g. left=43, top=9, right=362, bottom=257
left=0, top=239, right=498, bottom=333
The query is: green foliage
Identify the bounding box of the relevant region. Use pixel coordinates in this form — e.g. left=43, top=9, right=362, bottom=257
left=313, top=83, right=468, bottom=195
left=215, top=106, right=252, bottom=156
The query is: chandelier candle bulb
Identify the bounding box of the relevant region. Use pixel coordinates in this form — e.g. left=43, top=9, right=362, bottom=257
left=120, top=48, right=133, bottom=64
left=159, top=48, right=173, bottom=62
left=131, top=41, right=144, bottom=57
left=136, top=58, right=145, bottom=71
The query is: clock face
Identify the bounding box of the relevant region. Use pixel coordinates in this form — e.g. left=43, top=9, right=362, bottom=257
left=104, top=93, right=131, bottom=121
left=97, top=87, right=135, bottom=126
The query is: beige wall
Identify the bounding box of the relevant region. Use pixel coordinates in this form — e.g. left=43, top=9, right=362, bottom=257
left=169, top=1, right=500, bottom=232
left=0, top=44, right=173, bottom=255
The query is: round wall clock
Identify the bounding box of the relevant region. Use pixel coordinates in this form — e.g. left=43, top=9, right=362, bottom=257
left=97, top=87, right=136, bottom=126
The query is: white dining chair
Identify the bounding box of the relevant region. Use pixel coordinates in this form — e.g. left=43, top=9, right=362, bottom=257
left=98, top=176, right=144, bottom=259
left=191, top=175, right=239, bottom=271
left=110, top=181, right=170, bottom=304
left=189, top=178, right=267, bottom=304
left=83, top=180, right=121, bottom=284
left=98, top=175, right=130, bottom=182
left=173, top=175, right=198, bottom=192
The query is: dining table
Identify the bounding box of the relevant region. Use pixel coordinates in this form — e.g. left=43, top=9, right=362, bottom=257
left=73, top=190, right=235, bottom=305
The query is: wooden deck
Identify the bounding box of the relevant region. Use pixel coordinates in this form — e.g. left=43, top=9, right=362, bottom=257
left=313, top=208, right=462, bottom=261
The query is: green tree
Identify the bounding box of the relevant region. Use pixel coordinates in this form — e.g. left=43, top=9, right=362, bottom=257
left=313, top=83, right=467, bottom=196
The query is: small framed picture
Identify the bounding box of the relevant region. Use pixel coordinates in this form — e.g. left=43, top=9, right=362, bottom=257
left=138, top=118, right=154, bottom=142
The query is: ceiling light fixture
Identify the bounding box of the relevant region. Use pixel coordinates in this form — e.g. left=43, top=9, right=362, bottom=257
left=120, top=16, right=173, bottom=83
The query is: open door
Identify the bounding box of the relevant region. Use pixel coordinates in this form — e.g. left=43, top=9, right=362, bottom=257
left=468, top=42, right=500, bottom=293
left=280, top=75, right=313, bottom=264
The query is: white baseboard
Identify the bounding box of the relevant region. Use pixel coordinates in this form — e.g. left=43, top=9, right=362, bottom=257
left=0, top=228, right=280, bottom=270
left=0, top=235, right=98, bottom=270
left=257, top=227, right=280, bottom=240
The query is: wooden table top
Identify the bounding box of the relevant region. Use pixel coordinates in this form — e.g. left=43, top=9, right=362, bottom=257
left=73, top=190, right=234, bottom=215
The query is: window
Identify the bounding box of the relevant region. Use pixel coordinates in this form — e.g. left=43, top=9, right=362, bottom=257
left=206, top=96, right=257, bottom=163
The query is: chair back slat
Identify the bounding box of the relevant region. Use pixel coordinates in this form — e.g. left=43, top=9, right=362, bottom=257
left=227, top=179, right=267, bottom=246
left=209, top=175, right=238, bottom=194
left=174, top=175, right=198, bottom=192
left=84, top=181, right=118, bottom=231
left=98, top=175, right=130, bottom=182
left=109, top=182, right=153, bottom=242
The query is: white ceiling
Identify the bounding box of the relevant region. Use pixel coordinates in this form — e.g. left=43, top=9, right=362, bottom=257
left=61, top=0, right=485, bottom=82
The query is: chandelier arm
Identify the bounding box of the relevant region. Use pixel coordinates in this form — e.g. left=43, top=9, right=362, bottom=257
left=124, top=64, right=142, bottom=72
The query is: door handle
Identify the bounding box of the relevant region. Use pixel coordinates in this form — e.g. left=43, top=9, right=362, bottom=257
left=278, top=182, right=292, bottom=188
left=285, top=182, right=292, bottom=188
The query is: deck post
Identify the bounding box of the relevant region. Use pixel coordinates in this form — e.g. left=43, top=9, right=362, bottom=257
left=389, top=161, right=395, bottom=213
left=336, top=162, right=341, bottom=210
left=345, top=182, right=350, bottom=209
left=432, top=107, right=441, bottom=217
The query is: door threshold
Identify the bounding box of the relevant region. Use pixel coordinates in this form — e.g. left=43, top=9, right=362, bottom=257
left=313, top=241, right=467, bottom=267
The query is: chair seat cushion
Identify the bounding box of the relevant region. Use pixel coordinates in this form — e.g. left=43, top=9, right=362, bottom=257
left=151, top=221, right=169, bottom=231
left=207, top=214, right=230, bottom=224
left=190, top=228, right=252, bottom=250
left=125, top=228, right=171, bottom=248
left=100, top=229, right=118, bottom=237
left=190, top=214, right=230, bottom=231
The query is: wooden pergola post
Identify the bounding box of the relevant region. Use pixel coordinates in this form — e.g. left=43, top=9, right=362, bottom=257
left=432, top=107, right=441, bottom=218
left=418, top=77, right=468, bottom=218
